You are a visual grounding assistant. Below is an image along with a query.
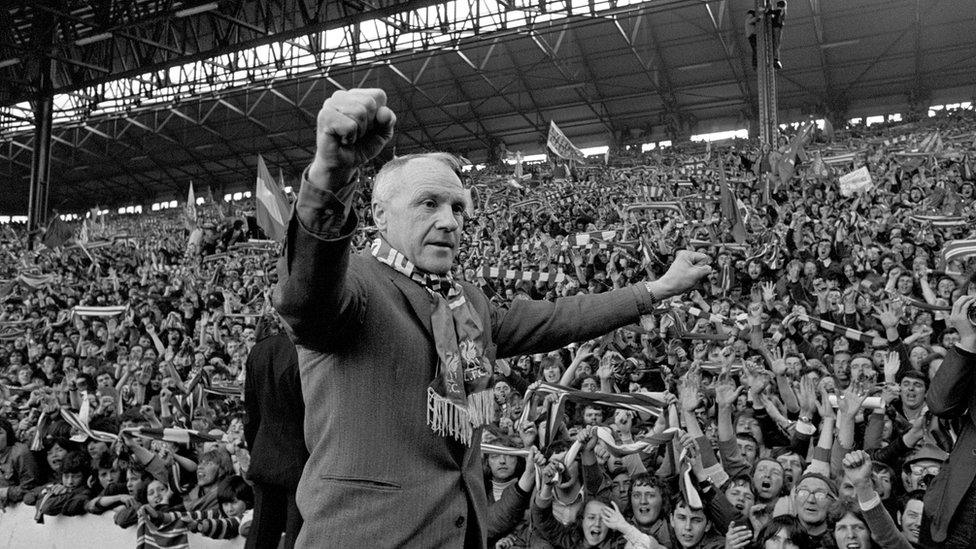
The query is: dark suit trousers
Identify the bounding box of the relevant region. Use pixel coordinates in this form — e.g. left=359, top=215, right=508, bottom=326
left=246, top=482, right=302, bottom=549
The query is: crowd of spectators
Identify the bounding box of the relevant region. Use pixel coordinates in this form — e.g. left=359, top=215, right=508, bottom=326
left=2, top=105, right=976, bottom=548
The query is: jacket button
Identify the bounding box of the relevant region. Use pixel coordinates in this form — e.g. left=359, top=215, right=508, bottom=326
left=455, top=515, right=465, bottom=528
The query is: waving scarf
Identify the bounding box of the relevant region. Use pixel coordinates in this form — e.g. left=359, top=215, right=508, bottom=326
left=371, top=238, right=493, bottom=444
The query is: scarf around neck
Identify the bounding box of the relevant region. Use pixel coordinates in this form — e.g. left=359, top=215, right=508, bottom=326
left=371, top=238, right=494, bottom=444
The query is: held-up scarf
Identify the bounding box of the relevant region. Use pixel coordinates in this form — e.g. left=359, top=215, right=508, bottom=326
left=371, top=238, right=494, bottom=444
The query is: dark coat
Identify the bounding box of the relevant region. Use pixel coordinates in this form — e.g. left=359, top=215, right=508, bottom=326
left=274, top=210, right=656, bottom=549
left=923, top=346, right=976, bottom=543
left=243, top=331, right=307, bottom=488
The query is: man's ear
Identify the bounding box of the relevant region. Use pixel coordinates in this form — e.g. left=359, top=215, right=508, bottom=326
left=372, top=202, right=387, bottom=231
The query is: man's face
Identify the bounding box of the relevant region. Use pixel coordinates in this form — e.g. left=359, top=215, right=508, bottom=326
left=487, top=453, right=518, bottom=482
left=610, top=472, right=631, bottom=510
left=793, top=477, right=833, bottom=525
left=900, top=377, right=926, bottom=408
left=776, top=453, right=803, bottom=490
left=146, top=480, right=172, bottom=508
left=900, top=498, right=923, bottom=543
left=583, top=407, right=603, bottom=425
left=670, top=504, right=709, bottom=548
left=904, top=459, right=941, bottom=491
left=736, top=436, right=758, bottom=466
left=631, top=484, right=663, bottom=525
left=833, top=513, right=870, bottom=549
left=581, top=501, right=609, bottom=545
left=753, top=459, right=784, bottom=500
left=373, top=159, right=465, bottom=275
left=725, top=481, right=755, bottom=512
left=197, top=459, right=221, bottom=487
left=62, top=471, right=84, bottom=490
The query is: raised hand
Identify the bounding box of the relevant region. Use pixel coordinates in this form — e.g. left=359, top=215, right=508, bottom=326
left=308, top=88, right=397, bottom=186
left=600, top=501, right=630, bottom=532
left=841, top=450, right=874, bottom=486
left=882, top=351, right=900, bottom=382
left=725, top=523, right=752, bottom=549
left=652, top=250, right=713, bottom=299
left=714, top=375, right=743, bottom=409
left=873, top=302, right=900, bottom=330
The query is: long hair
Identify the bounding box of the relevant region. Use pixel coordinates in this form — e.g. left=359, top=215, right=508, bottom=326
left=755, top=515, right=812, bottom=549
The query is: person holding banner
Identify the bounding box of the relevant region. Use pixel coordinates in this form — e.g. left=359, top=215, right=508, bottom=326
left=273, top=88, right=713, bottom=548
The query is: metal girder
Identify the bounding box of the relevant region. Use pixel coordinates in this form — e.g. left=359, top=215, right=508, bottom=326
left=610, top=11, right=684, bottom=136
left=806, top=0, right=835, bottom=100
left=701, top=0, right=754, bottom=105
left=2, top=0, right=448, bottom=105
left=526, top=24, right=615, bottom=134
left=385, top=59, right=491, bottom=149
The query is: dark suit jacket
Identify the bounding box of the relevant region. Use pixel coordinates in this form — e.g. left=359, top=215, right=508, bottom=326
left=274, top=210, right=656, bottom=549
left=924, top=345, right=976, bottom=543
left=243, top=331, right=308, bottom=488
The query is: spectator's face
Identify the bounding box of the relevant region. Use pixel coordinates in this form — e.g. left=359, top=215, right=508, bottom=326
left=610, top=472, right=631, bottom=510
left=581, top=500, right=609, bottom=545
left=492, top=381, right=511, bottom=403
left=631, top=484, right=663, bottom=525
left=764, top=528, right=801, bottom=549
left=900, top=498, right=923, bottom=543
left=832, top=513, right=870, bottom=549
left=867, top=468, right=891, bottom=499
left=62, top=471, right=85, bottom=490
left=487, top=453, right=518, bottom=482
left=197, top=459, right=221, bottom=487
left=98, top=467, right=121, bottom=488
left=97, top=373, right=113, bottom=388
left=580, top=378, right=598, bottom=392
left=793, top=477, right=832, bottom=525
left=900, top=377, right=925, bottom=408
left=583, top=407, right=603, bottom=425
left=753, top=459, right=784, bottom=500
left=904, top=459, right=940, bottom=491
left=671, top=504, right=709, bottom=548
left=47, top=443, right=67, bottom=471
left=373, top=159, right=465, bottom=275
left=776, top=453, right=803, bottom=489
left=736, top=436, right=758, bottom=465
left=222, top=498, right=247, bottom=518
left=937, top=278, right=955, bottom=298
left=725, top=481, right=755, bottom=511
left=88, top=440, right=108, bottom=460
left=146, top=480, right=172, bottom=508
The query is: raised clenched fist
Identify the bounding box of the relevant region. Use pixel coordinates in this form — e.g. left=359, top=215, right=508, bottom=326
left=308, top=88, right=397, bottom=187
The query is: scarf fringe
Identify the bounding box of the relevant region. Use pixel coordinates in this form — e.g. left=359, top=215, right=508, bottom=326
left=427, top=388, right=495, bottom=445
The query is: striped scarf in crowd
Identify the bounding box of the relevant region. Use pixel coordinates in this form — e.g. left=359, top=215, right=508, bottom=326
left=371, top=238, right=494, bottom=444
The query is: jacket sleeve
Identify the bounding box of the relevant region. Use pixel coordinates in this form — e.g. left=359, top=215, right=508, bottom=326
left=243, top=351, right=259, bottom=451
left=273, top=181, right=366, bottom=352
left=491, top=285, right=656, bottom=358
left=6, top=445, right=40, bottom=502
left=486, top=483, right=531, bottom=542
left=926, top=346, right=976, bottom=419
left=862, top=499, right=913, bottom=549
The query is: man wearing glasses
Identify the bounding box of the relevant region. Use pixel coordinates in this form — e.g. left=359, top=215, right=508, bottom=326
left=791, top=472, right=837, bottom=546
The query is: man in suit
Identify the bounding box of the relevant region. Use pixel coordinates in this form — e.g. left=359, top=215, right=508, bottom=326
left=274, top=88, right=712, bottom=548
left=243, top=314, right=307, bottom=549
left=921, top=294, right=976, bottom=548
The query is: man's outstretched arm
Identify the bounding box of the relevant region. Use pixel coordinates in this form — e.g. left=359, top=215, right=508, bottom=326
left=274, top=89, right=396, bottom=348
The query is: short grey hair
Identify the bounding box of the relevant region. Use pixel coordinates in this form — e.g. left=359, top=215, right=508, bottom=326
left=372, top=152, right=466, bottom=206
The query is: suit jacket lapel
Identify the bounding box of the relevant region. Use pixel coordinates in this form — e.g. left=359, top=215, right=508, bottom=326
left=384, top=266, right=436, bottom=342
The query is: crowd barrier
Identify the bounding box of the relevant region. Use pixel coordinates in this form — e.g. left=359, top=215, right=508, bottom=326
left=0, top=503, right=245, bottom=548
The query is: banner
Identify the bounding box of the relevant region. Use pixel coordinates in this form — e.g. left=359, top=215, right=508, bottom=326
left=546, top=121, right=585, bottom=162
left=839, top=166, right=872, bottom=196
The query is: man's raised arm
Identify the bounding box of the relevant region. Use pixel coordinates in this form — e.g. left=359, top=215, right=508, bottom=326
left=274, top=89, right=396, bottom=346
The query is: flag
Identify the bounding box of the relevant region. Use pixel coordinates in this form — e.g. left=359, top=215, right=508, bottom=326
left=185, top=182, right=197, bottom=226
left=41, top=217, right=73, bottom=249
left=130, top=427, right=217, bottom=445
left=823, top=118, right=834, bottom=142
left=809, top=153, right=829, bottom=179
left=255, top=154, right=291, bottom=242
left=546, top=121, right=585, bottom=162
left=718, top=164, right=746, bottom=243
left=776, top=121, right=815, bottom=187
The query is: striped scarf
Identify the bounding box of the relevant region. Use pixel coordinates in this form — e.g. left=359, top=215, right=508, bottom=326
left=371, top=238, right=494, bottom=444
left=796, top=314, right=879, bottom=345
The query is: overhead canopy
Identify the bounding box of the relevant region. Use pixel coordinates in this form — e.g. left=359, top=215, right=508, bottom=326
left=1, top=0, right=974, bottom=214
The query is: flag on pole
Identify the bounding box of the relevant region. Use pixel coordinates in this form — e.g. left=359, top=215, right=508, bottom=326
left=776, top=121, right=815, bottom=188
left=185, top=182, right=197, bottom=226
left=546, top=121, right=585, bottom=162
left=41, top=216, right=73, bottom=249
left=718, top=164, right=747, bottom=243
left=255, top=155, right=291, bottom=242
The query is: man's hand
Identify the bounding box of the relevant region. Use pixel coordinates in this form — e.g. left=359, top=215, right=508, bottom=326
left=948, top=294, right=976, bottom=352
left=714, top=375, right=743, bottom=409
left=649, top=250, right=712, bottom=299
left=308, top=88, right=397, bottom=187
left=842, top=450, right=874, bottom=487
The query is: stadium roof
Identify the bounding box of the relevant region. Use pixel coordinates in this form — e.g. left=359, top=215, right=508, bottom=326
left=1, top=0, right=975, bottom=214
